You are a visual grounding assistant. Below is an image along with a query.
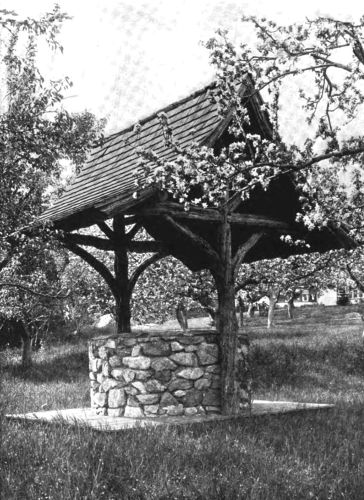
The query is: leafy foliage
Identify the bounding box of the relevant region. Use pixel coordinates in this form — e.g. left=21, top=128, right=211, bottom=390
left=0, top=7, right=104, bottom=360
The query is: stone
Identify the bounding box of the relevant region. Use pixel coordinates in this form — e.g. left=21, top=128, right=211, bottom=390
left=136, top=394, right=160, bottom=405
left=96, top=373, right=105, bottom=384
left=123, top=356, right=151, bottom=370
left=205, top=406, right=220, bottom=413
left=184, top=407, right=198, bottom=416
left=177, top=367, right=204, bottom=380
left=90, top=381, right=100, bottom=390
left=185, top=345, right=198, bottom=352
left=123, top=338, right=137, bottom=347
left=115, top=348, right=132, bottom=358
left=89, top=344, right=99, bottom=359
left=124, top=387, right=138, bottom=396
left=131, top=345, right=142, bottom=356
left=142, top=341, right=171, bottom=357
left=145, top=379, right=166, bottom=392
left=194, top=377, right=211, bottom=390
left=160, top=392, right=178, bottom=407
left=89, top=372, right=97, bottom=381
left=96, top=407, right=107, bottom=416
left=134, top=370, right=152, bottom=381
left=151, top=357, right=177, bottom=371
left=144, top=405, right=159, bottom=415
left=100, top=378, right=120, bottom=392
left=211, top=375, right=221, bottom=389
left=109, top=355, right=123, bottom=368
left=173, top=390, right=186, bottom=398
left=178, top=336, right=205, bottom=345
left=184, top=389, right=203, bottom=407
left=102, top=361, right=111, bottom=377
left=92, top=392, right=107, bottom=407
left=108, top=408, right=123, bottom=417
left=111, top=368, right=135, bottom=383
left=197, top=343, right=219, bottom=365
left=89, top=358, right=102, bottom=372
left=165, top=404, right=184, bottom=416
left=168, top=379, right=193, bottom=391
left=127, top=396, right=140, bottom=407
left=124, top=405, right=144, bottom=418
left=104, top=339, right=116, bottom=349
left=171, top=341, right=184, bottom=352
left=202, top=390, right=220, bottom=406
left=98, top=346, right=110, bottom=360
left=153, top=370, right=172, bottom=384
left=170, top=352, right=197, bottom=366
left=132, top=381, right=147, bottom=393
left=206, top=365, right=220, bottom=374
left=108, top=388, right=126, bottom=408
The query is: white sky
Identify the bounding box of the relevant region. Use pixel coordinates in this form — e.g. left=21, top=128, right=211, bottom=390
left=4, top=0, right=364, bottom=134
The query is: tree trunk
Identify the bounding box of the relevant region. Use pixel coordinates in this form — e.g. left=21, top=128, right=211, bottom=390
left=215, top=215, right=251, bottom=415
left=287, top=297, right=294, bottom=319
left=20, top=324, right=32, bottom=369
left=238, top=297, right=244, bottom=328
left=247, top=302, right=255, bottom=317
left=216, top=272, right=241, bottom=414
left=114, top=215, right=131, bottom=333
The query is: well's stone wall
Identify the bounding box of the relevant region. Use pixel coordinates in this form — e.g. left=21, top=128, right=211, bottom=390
left=89, top=329, right=250, bottom=417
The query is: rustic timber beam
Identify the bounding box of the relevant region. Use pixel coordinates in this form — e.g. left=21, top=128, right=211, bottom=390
left=63, top=239, right=119, bottom=298
left=164, top=215, right=221, bottom=270
left=63, top=231, right=163, bottom=254
left=63, top=233, right=115, bottom=251
left=126, top=222, right=142, bottom=241
left=128, top=240, right=165, bottom=253
left=233, top=233, right=264, bottom=278
left=136, top=202, right=292, bottom=231
left=128, top=251, right=168, bottom=294
left=97, top=221, right=115, bottom=240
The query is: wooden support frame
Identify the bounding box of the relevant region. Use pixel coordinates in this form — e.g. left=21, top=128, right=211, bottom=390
left=136, top=202, right=292, bottom=232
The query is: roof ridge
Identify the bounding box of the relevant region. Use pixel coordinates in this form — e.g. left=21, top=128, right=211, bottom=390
left=101, top=81, right=216, bottom=145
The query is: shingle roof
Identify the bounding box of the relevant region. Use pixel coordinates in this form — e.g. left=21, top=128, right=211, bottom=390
left=43, top=83, right=226, bottom=229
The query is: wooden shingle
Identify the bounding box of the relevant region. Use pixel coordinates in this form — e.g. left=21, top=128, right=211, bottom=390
left=43, top=83, right=224, bottom=229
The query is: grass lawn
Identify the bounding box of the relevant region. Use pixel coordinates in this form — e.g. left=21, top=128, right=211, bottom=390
left=1, top=305, right=364, bottom=499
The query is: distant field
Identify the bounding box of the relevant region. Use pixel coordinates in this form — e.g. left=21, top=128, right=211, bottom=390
left=1, top=305, right=364, bottom=499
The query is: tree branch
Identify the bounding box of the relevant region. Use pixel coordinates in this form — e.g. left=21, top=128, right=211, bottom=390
left=346, top=264, right=364, bottom=292
left=0, top=282, right=69, bottom=299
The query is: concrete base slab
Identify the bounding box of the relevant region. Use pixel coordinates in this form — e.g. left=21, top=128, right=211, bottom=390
left=5, top=400, right=334, bottom=431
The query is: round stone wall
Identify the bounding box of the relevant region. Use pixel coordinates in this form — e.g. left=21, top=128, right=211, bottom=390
left=89, top=329, right=250, bottom=417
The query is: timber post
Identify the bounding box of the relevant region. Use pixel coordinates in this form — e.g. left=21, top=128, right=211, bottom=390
left=113, top=215, right=131, bottom=333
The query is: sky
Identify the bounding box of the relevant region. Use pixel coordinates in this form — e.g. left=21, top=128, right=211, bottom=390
left=4, top=0, right=364, bottom=135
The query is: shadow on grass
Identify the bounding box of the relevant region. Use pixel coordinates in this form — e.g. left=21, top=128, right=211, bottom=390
left=2, top=350, right=89, bottom=384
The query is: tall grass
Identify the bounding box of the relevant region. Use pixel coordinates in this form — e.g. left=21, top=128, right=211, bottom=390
left=1, top=305, right=364, bottom=499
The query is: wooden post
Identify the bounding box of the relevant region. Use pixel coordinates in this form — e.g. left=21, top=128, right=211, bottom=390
left=113, top=215, right=131, bottom=333
left=214, top=204, right=240, bottom=414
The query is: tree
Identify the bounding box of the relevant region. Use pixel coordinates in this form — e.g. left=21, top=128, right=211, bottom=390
left=236, top=252, right=333, bottom=328
left=0, top=7, right=104, bottom=365
left=134, top=16, right=364, bottom=413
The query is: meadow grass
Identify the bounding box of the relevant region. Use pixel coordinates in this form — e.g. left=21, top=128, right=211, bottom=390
left=1, top=305, right=364, bottom=499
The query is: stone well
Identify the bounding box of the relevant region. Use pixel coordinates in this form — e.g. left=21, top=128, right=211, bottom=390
left=89, top=330, right=250, bottom=417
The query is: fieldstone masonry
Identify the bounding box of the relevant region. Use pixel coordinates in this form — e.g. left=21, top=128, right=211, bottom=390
left=89, top=329, right=250, bottom=417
